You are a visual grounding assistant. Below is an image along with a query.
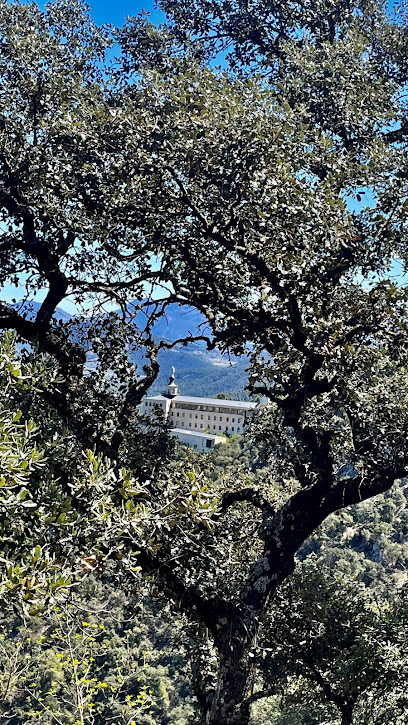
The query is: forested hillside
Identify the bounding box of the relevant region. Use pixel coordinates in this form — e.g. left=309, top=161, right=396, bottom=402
left=146, top=354, right=250, bottom=399
left=1, top=426, right=407, bottom=724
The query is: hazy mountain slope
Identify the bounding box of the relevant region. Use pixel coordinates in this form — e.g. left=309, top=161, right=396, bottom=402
left=14, top=300, right=250, bottom=398
left=129, top=301, right=210, bottom=341
left=14, top=299, right=73, bottom=323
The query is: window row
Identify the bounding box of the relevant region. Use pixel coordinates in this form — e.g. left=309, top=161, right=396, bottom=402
left=177, top=422, right=240, bottom=433
left=173, top=412, right=241, bottom=422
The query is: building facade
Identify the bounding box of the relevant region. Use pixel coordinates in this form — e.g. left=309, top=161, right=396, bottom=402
left=141, top=368, right=258, bottom=448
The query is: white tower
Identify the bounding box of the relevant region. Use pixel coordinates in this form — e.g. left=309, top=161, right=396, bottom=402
left=166, top=366, right=179, bottom=398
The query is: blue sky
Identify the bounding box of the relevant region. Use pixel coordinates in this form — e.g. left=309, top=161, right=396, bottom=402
left=35, top=0, right=165, bottom=27
left=88, top=0, right=164, bottom=27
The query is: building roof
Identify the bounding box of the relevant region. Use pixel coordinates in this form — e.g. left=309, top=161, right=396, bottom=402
left=169, top=428, right=225, bottom=440
left=175, top=395, right=257, bottom=408
left=144, top=394, right=257, bottom=409
left=144, top=395, right=170, bottom=402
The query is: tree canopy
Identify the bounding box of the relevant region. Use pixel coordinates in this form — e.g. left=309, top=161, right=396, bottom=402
left=2, top=0, right=408, bottom=723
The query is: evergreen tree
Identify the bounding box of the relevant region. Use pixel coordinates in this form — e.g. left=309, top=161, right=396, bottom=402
left=2, top=1, right=408, bottom=722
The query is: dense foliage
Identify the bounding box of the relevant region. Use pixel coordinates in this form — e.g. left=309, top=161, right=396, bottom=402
left=2, top=0, right=408, bottom=723
left=1, top=400, right=407, bottom=724
left=0, top=576, right=195, bottom=725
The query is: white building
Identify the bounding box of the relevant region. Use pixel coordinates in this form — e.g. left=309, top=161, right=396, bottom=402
left=169, top=429, right=227, bottom=450
left=141, top=368, right=259, bottom=448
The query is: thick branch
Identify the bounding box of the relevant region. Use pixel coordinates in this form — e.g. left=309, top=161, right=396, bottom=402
left=0, top=304, right=99, bottom=447
left=127, top=543, right=232, bottom=633
left=158, top=333, right=215, bottom=351
left=239, top=462, right=406, bottom=618
left=107, top=340, right=160, bottom=456
left=0, top=303, right=85, bottom=375
left=277, top=465, right=406, bottom=564
left=246, top=687, right=277, bottom=706
left=382, top=122, right=408, bottom=145
left=220, top=488, right=274, bottom=520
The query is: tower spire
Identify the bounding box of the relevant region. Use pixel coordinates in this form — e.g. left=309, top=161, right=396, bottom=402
left=166, top=367, right=178, bottom=398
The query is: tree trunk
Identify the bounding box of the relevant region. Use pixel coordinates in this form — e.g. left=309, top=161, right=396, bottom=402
left=205, top=646, right=253, bottom=725
left=339, top=701, right=354, bottom=725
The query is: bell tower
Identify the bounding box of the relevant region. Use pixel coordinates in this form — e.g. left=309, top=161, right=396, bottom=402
left=166, top=366, right=179, bottom=398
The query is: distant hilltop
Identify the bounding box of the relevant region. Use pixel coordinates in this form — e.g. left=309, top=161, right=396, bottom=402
left=12, top=299, right=208, bottom=342
left=12, top=299, right=251, bottom=398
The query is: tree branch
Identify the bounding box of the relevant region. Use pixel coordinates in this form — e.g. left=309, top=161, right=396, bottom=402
left=220, top=488, right=274, bottom=520
left=245, top=687, right=277, bottom=706
left=107, top=338, right=160, bottom=456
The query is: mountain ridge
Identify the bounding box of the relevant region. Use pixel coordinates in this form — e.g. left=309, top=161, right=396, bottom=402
left=13, top=299, right=250, bottom=398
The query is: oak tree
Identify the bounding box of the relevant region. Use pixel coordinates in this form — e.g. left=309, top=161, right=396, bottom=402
left=2, top=1, right=408, bottom=723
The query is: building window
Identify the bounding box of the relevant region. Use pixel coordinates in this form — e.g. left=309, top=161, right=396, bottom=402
left=195, top=415, right=198, bottom=419
left=238, top=418, right=242, bottom=423
left=226, top=417, right=229, bottom=422
left=200, top=424, right=203, bottom=428
left=232, top=418, right=235, bottom=422
left=182, top=412, right=185, bottom=417
left=190, top=414, right=192, bottom=418
left=201, top=415, right=204, bottom=419
left=189, top=423, right=191, bottom=427
left=219, top=416, right=222, bottom=421
left=177, top=413, right=180, bottom=417
left=206, top=440, right=212, bottom=448
left=232, top=427, right=234, bottom=431
left=195, top=423, right=197, bottom=428
left=219, top=425, right=221, bottom=430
